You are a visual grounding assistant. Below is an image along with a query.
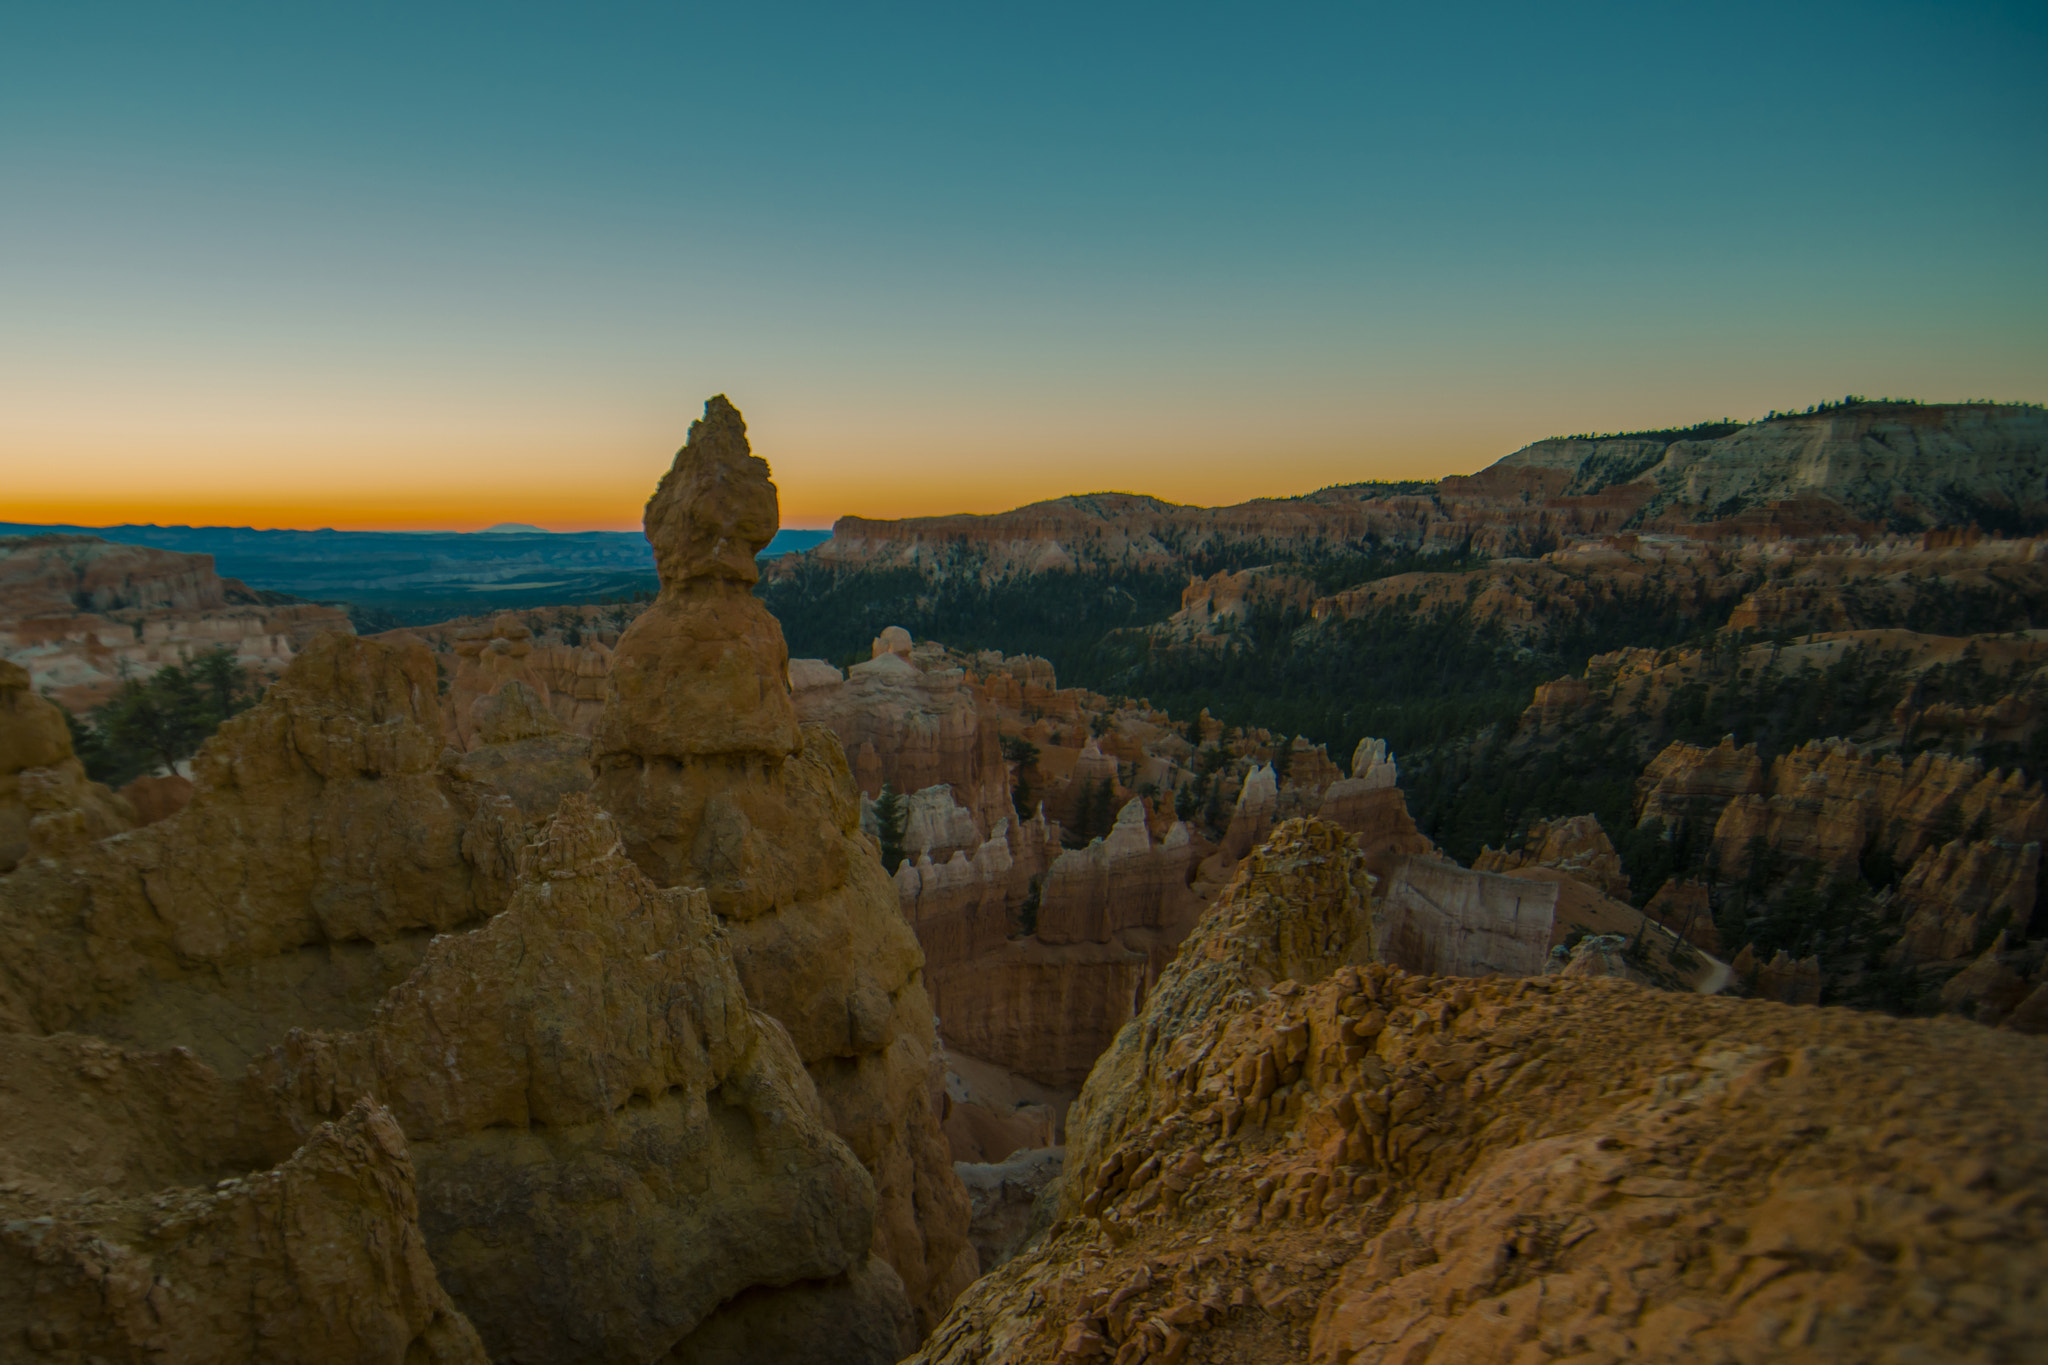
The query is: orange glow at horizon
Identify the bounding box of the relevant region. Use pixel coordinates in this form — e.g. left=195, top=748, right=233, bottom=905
left=3, top=426, right=1502, bottom=534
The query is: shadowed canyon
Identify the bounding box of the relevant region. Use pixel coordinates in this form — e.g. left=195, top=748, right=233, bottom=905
left=2, top=396, right=2045, bottom=1362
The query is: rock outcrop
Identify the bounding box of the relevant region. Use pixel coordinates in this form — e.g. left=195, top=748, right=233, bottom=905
left=0, top=1052, right=486, bottom=1365
left=0, top=635, right=915, bottom=1361
left=0, top=399, right=993, bottom=1361
left=794, top=645, right=1012, bottom=837
left=0, top=659, right=134, bottom=873
left=909, top=817, right=2048, bottom=1365
left=256, top=795, right=884, bottom=1363
left=590, top=395, right=973, bottom=1332
left=1473, top=813, right=1629, bottom=899
left=0, top=633, right=502, bottom=1056
left=1369, top=856, right=1558, bottom=978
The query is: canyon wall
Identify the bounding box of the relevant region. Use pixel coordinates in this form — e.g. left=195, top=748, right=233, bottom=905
left=1, top=533, right=352, bottom=711
left=780, top=404, right=2048, bottom=582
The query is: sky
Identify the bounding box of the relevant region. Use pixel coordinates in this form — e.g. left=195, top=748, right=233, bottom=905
left=2, top=2, right=2044, bottom=532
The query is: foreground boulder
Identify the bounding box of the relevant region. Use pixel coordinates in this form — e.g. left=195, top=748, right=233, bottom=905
left=0, top=1037, right=484, bottom=1364
left=593, top=395, right=974, bottom=1332
left=911, top=820, right=2048, bottom=1364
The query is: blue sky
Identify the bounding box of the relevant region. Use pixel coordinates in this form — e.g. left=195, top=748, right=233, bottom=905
left=3, top=2, right=2043, bottom=528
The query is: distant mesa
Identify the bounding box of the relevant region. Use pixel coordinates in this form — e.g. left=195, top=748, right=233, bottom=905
left=477, top=522, right=551, bottom=534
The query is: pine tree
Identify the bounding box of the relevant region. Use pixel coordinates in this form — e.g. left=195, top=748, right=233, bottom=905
left=875, top=783, right=908, bottom=875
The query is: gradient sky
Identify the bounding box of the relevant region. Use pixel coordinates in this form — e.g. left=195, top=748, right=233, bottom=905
left=3, top=2, right=2044, bottom=531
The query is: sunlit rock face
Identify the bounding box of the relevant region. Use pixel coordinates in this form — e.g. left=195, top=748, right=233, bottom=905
left=593, top=396, right=975, bottom=1335
left=907, top=820, right=2048, bottom=1365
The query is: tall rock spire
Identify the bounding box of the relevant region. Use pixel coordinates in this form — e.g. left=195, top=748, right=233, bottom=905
left=594, top=394, right=800, bottom=767
left=594, top=397, right=975, bottom=1341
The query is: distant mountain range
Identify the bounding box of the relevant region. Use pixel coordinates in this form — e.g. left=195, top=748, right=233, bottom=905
left=0, top=521, right=831, bottom=621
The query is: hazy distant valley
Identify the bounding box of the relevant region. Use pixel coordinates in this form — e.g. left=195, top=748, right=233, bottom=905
left=0, top=519, right=830, bottom=626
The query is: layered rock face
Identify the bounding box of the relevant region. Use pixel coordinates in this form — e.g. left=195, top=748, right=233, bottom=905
left=785, top=405, right=2046, bottom=582
left=912, top=818, right=2048, bottom=1365
left=591, top=396, right=974, bottom=1333
left=1, top=534, right=351, bottom=711
left=793, top=643, right=1012, bottom=836
left=1637, top=735, right=2046, bottom=968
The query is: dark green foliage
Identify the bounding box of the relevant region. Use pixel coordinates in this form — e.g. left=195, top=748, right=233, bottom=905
left=1016, top=876, right=1042, bottom=937
left=1064, top=778, right=1117, bottom=848
left=74, top=648, right=259, bottom=787
left=757, top=562, right=1187, bottom=683
left=1099, top=580, right=1739, bottom=862
left=756, top=548, right=1494, bottom=677
left=874, top=783, right=908, bottom=875
left=1555, top=419, right=1744, bottom=444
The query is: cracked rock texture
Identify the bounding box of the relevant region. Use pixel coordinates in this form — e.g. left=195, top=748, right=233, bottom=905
left=909, top=819, right=2048, bottom=1365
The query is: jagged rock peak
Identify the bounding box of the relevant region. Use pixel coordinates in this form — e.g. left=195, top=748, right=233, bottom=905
left=646, top=394, right=781, bottom=589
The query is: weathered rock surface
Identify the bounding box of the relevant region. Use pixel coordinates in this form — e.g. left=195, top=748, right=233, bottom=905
left=0, top=632, right=933, bottom=1362
left=1062, top=818, right=1378, bottom=1193
left=955, top=1146, right=1065, bottom=1272
left=1370, top=857, right=1557, bottom=978
left=1474, top=812, right=1629, bottom=899
left=591, top=396, right=973, bottom=1332
left=256, top=795, right=885, bottom=1364
left=0, top=633, right=502, bottom=1059
left=0, top=1054, right=486, bottom=1365
left=910, top=817, right=2048, bottom=1364
left=0, top=658, right=135, bottom=873
left=794, top=643, right=1011, bottom=837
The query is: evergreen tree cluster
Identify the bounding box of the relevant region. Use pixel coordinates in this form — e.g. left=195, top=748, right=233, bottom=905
left=67, top=647, right=259, bottom=787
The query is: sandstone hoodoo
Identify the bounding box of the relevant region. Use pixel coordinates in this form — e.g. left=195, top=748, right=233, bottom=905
left=0, top=397, right=972, bottom=1364
left=592, top=395, right=975, bottom=1336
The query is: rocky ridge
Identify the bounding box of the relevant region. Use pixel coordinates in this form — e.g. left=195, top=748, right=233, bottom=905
left=776, top=404, right=2048, bottom=583
left=909, top=819, right=2048, bottom=1365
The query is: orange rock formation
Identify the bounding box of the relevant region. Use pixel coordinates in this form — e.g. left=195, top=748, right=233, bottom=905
left=590, top=396, right=974, bottom=1334
left=909, top=822, right=2048, bottom=1365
